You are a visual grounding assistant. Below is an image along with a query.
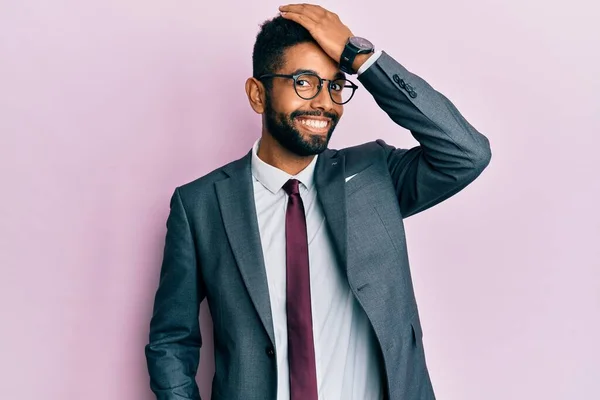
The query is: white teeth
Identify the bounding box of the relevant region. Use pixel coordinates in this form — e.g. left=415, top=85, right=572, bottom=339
left=300, top=119, right=328, bottom=129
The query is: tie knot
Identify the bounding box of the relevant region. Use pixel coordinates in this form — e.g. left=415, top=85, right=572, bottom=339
left=283, top=178, right=300, bottom=196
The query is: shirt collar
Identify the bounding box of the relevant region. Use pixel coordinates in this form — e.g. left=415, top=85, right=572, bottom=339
left=251, top=137, right=318, bottom=194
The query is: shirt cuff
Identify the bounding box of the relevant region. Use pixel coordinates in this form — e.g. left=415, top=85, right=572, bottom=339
left=356, top=50, right=383, bottom=76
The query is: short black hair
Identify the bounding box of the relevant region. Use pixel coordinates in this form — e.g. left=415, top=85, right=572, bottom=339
left=252, top=15, right=316, bottom=81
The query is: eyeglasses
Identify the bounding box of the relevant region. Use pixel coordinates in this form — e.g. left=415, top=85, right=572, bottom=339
left=259, top=72, right=359, bottom=105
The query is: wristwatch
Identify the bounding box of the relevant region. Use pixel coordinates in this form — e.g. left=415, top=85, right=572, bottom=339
left=339, top=36, right=375, bottom=74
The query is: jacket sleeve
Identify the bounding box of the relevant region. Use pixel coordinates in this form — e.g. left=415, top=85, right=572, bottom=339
left=357, top=51, right=492, bottom=218
left=145, top=187, right=203, bottom=400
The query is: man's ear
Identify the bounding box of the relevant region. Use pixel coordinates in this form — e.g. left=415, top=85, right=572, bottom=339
left=245, top=77, right=266, bottom=114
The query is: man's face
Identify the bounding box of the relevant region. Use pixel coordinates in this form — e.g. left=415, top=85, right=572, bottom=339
left=263, top=42, right=345, bottom=157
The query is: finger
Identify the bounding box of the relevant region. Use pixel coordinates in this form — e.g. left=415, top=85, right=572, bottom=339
left=280, top=10, right=318, bottom=28
left=279, top=4, right=326, bottom=20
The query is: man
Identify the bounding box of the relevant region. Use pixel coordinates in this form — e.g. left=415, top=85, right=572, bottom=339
left=145, top=4, right=491, bottom=400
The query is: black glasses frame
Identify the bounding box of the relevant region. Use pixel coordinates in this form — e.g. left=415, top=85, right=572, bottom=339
left=258, top=72, right=359, bottom=105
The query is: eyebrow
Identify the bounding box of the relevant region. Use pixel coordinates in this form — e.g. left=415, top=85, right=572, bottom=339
left=291, top=68, right=346, bottom=80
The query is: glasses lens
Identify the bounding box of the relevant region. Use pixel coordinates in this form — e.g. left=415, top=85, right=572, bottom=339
left=294, top=74, right=321, bottom=99
left=330, top=79, right=355, bottom=104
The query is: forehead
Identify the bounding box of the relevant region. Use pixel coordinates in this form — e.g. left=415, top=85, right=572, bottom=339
left=280, top=42, right=341, bottom=78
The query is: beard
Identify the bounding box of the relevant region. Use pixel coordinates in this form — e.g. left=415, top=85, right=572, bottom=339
left=264, top=92, right=339, bottom=157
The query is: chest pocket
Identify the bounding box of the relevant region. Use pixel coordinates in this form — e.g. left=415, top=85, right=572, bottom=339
left=344, top=163, right=387, bottom=197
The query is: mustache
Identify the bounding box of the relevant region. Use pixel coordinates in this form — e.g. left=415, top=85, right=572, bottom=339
left=290, top=109, right=339, bottom=121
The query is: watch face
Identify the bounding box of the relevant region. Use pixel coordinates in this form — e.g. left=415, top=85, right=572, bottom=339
left=349, top=36, right=374, bottom=51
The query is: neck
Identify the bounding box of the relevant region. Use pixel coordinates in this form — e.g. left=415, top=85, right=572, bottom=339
left=257, top=132, right=315, bottom=176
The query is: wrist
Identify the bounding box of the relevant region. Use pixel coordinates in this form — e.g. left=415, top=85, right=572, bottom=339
left=352, top=53, right=373, bottom=74
left=339, top=36, right=375, bottom=74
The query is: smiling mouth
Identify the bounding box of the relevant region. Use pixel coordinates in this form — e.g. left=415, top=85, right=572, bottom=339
left=295, top=117, right=330, bottom=133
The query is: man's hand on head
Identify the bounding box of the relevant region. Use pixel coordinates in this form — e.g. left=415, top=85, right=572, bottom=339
left=279, top=4, right=354, bottom=65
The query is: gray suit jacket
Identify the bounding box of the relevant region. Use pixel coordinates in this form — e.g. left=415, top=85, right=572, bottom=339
left=145, top=51, right=492, bottom=400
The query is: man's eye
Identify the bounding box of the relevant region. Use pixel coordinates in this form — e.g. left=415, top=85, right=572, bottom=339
left=297, top=79, right=311, bottom=87
left=331, top=83, right=342, bottom=91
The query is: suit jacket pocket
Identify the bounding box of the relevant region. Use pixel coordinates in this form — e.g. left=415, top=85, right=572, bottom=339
left=345, top=163, right=388, bottom=197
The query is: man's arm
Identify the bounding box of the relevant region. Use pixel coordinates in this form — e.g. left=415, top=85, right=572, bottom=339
left=358, top=51, right=492, bottom=218
left=278, top=4, right=492, bottom=218
left=145, top=187, right=203, bottom=400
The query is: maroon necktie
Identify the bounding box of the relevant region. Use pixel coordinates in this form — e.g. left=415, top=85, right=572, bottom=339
left=282, top=178, right=318, bottom=400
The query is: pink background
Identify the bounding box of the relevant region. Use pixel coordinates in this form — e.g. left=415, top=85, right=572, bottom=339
left=1, top=0, right=599, bottom=399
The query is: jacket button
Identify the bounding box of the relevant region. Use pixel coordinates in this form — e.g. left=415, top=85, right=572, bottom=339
left=393, top=74, right=406, bottom=88
left=405, top=83, right=413, bottom=92
left=266, top=347, right=275, bottom=358
left=409, top=91, right=418, bottom=98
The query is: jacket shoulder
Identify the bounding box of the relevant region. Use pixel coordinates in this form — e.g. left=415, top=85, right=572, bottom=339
left=336, top=139, right=394, bottom=166
left=174, top=154, right=247, bottom=203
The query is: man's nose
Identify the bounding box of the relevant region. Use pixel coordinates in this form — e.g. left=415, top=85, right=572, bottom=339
left=309, top=84, right=334, bottom=111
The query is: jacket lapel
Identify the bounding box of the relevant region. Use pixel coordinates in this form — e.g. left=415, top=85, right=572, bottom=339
left=215, top=150, right=275, bottom=346
left=214, top=147, right=350, bottom=347
left=315, top=149, right=348, bottom=271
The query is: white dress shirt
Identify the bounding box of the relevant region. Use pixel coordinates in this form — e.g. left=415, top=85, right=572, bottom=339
left=251, top=59, right=385, bottom=398
left=357, top=50, right=382, bottom=75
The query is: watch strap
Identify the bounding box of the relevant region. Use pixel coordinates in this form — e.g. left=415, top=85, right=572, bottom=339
left=339, top=37, right=374, bottom=74
left=339, top=42, right=359, bottom=74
